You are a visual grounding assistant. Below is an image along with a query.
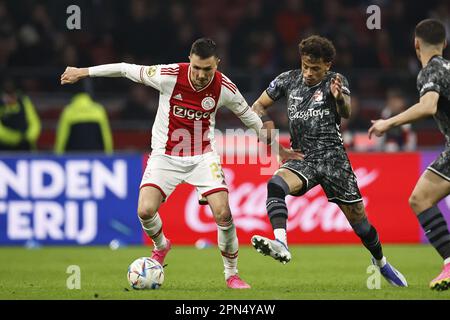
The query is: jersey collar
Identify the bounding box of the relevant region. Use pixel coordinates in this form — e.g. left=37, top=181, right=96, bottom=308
left=187, top=64, right=215, bottom=92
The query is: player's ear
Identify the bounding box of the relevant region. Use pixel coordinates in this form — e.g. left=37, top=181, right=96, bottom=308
left=414, top=38, right=420, bottom=51
left=444, top=39, right=448, bottom=50
left=325, top=61, right=332, bottom=71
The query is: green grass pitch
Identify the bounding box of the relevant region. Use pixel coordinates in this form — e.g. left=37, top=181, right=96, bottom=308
left=0, top=244, right=448, bottom=300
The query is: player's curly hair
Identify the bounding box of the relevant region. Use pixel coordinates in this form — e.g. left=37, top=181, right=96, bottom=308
left=299, top=35, right=336, bottom=63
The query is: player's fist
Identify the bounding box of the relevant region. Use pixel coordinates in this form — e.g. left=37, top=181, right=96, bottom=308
left=330, top=75, right=343, bottom=100
left=60, top=67, right=88, bottom=85
left=278, top=146, right=304, bottom=163
left=368, top=119, right=391, bottom=139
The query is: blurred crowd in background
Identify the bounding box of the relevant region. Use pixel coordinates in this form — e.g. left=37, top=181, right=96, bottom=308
left=0, top=0, right=449, bottom=152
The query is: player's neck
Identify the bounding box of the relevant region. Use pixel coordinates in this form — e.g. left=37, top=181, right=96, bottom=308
left=420, top=49, right=442, bottom=68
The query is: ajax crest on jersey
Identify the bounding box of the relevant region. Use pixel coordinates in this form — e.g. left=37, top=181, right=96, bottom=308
left=127, top=257, right=165, bottom=290
left=201, top=96, right=216, bottom=110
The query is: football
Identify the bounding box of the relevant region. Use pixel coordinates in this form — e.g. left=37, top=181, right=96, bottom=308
left=127, top=257, right=164, bottom=290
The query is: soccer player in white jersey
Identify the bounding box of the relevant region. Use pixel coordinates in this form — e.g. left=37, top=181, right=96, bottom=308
left=61, top=38, right=300, bottom=289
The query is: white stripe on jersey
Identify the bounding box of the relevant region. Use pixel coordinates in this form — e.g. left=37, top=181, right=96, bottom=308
left=336, top=123, right=344, bottom=145
left=150, top=65, right=178, bottom=155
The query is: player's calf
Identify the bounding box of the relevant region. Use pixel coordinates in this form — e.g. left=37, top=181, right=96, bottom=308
left=416, top=206, right=450, bottom=263
left=266, top=175, right=291, bottom=245
left=351, top=216, right=384, bottom=262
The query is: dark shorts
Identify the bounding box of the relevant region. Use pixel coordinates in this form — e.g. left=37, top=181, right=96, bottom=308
left=281, top=152, right=362, bottom=204
left=428, top=148, right=450, bottom=182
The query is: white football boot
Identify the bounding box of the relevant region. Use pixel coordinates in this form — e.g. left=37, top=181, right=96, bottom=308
left=251, top=235, right=291, bottom=264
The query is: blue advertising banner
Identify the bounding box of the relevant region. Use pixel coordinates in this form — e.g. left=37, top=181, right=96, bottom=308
left=0, top=154, right=143, bottom=245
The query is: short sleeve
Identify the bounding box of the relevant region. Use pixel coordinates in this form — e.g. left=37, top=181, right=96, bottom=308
left=265, top=71, right=291, bottom=101
left=417, top=67, right=441, bottom=97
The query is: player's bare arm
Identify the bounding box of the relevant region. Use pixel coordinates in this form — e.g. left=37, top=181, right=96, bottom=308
left=368, top=91, right=439, bottom=138
left=252, top=91, right=303, bottom=162
left=331, top=75, right=351, bottom=119
left=252, top=91, right=277, bottom=143
left=252, top=91, right=274, bottom=118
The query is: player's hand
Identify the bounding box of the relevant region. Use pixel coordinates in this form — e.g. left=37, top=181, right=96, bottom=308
left=368, top=119, right=391, bottom=139
left=60, top=67, right=88, bottom=85
left=278, top=147, right=304, bottom=163
left=331, top=75, right=343, bottom=101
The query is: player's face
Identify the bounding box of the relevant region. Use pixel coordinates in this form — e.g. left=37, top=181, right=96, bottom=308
left=301, top=55, right=331, bottom=86
left=189, top=54, right=219, bottom=89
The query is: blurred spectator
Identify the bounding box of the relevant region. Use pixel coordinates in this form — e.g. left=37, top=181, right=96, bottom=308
left=0, top=0, right=446, bottom=150
left=341, top=95, right=374, bottom=151
left=384, top=0, right=411, bottom=65
left=55, top=92, right=113, bottom=154
left=120, top=86, right=157, bottom=121
left=378, top=89, right=417, bottom=152
left=116, top=0, right=173, bottom=63
left=0, top=78, right=41, bottom=151
left=168, top=2, right=201, bottom=63
left=10, top=3, right=55, bottom=66
left=0, top=0, right=16, bottom=67
left=275, top=0, right=313, bottom=46
left=229, top=0, right=270, bottom=69
left=429, top=1, right=450, bottom=44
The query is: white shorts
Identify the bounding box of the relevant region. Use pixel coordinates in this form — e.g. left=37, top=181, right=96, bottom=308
left=140, top=152, right=228, bottom=204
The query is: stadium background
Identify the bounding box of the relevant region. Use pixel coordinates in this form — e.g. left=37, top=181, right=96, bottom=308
left=0, top=0, right=450, bottom=247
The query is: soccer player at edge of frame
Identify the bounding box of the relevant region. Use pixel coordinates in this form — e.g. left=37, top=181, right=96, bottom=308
left=369, top=19, right=450, bottom=291
left=60, top=38, right=302, bottom=289
left=250, top=35, right=409, bottom=288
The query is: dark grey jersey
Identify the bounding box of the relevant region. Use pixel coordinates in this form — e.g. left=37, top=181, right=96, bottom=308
left=266, top=70, right=350, bottom=157
left=417, top=55, right=450, bottom=146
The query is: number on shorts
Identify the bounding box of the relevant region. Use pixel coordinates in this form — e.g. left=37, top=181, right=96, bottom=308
left=210, top=162, right=224, bottom=179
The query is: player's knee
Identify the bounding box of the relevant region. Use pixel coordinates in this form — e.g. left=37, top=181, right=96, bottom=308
left=267, top=175, right=290, bottom=198
left=408, top=192, right=432, bottom=214
left=213, top=207, right=232, bottom=225
left=408, top=193, right=419, bottom=212
left=137, top=201, right=159, bottom=220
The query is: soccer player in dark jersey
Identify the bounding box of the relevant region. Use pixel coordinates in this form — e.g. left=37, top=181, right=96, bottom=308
left=251, top=35, right=408, bottom=287
left=369, top=19, right=450, bottom=291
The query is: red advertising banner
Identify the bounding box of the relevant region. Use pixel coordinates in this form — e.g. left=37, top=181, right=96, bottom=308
left=143, top=153, right=421, bottom=245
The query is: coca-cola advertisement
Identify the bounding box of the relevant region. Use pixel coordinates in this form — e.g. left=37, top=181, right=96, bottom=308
left=144, top=152, right=421, bottom=245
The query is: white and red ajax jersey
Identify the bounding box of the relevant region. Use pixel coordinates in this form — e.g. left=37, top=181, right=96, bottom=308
left=147, top=63, right=241, bottom=156
left=89, top=62, right=262, bottom=156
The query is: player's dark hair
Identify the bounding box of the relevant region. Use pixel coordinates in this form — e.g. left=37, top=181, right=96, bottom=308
left=415, top=19, right=446, bottom=45
left=299, top=35, right=336, bottom=63
left=190, top=38, right=218, bottom=59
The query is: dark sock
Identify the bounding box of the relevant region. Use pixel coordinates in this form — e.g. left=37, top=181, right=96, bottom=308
left=266, top=176, right=290, bottom=230
left=351, top=218, right=383, bottom=260
left=418, top=206, right=450, bottom=260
